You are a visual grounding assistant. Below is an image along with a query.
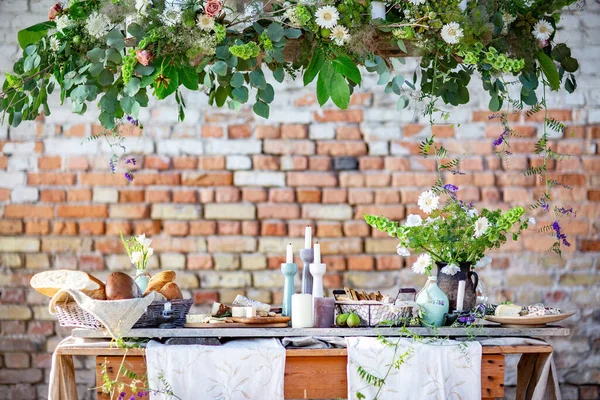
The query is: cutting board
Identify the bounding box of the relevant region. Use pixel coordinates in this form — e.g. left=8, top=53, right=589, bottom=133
left=231, top=316, right=290, bottom=324
left=184, top=322, right=289, bottom=328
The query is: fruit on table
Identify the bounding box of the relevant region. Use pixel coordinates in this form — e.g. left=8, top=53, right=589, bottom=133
left=336, top=313, right=350, bottom=327
left=346, top=313, right=361, bottom=328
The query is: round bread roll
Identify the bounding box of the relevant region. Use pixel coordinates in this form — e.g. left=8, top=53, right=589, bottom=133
left=159, top=282, right=183, bottom=300
left=30, top=270, right=106, bottom=300
left=106, top=272, right=142, bottom=300
left=144, top=270, right=176, bottom=296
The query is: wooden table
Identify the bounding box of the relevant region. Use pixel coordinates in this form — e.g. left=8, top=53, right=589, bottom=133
left=62, top=326, right=569, bottom=400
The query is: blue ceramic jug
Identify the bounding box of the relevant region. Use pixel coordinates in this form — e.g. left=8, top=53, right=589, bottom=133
left=416, top=276, right=449, bottom=327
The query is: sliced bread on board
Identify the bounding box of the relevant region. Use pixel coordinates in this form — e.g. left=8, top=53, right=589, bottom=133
left=30, top=270, right=106, bottom=300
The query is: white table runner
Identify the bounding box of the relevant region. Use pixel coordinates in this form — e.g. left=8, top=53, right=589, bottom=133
left=146, top=338, right=286, bottom=400
left=346, top=337, right=482, bottom=400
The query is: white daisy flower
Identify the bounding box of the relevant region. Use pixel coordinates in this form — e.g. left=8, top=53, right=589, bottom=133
left=474, top=256, right=492, bottom=269
left=409, top=0, right=426, bottom=4
left=161, top=8, right=181, bottom=27
left=136, top=233, right=152, bottom=250
left=441, top=22, right=464, bottom=45
left=315, top=6, right=339, bottom=29
left=197, top=14, right=215, bottom=31
left=55, top=15, right=73, bottom=33
left=411, top=253, right=432, bottom=274
left=473, top=216, right=489, bottom=238
left=405, top=214, right=423, bottom=227
left=49, top=37, right=61, bottom=52
left=417, top=190, right=440, bottom=214
left=85, top=12, right=112, bottom=39
left=396, top=245, right=410, bottom=257
left=131, top=251, right=144, bottom=265
left=532, top=20, right=553, bottom=41
left=331, top=25, right=350, bottom=46
left=467, top=208, right=479, bottom=218
left=528, top=217, right=536, bottom=225
left=441, top=263, right=460, bottom=276
left=135, top=0, right=152, bottom=16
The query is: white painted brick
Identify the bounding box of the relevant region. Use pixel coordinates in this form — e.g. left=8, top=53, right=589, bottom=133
left=7, top=155, right=37, bottom=171
left=44, top=138, right=99, bottom=155
left=390, top=141, right=411, bottom=155
left=226, top=155, right=252, bottom=170
left=7, top=121, right=37, bottom=140
left=0, top=171, right=26, bottom=188
left=160, top=253, right=186, bottom=270
left=360, top=122, right=401, bottom=141
left=309, top=124, right=336, bottom=140
left=367, top=141, right=389, bottom=156
left=205, top=140, right=262, bottom=155
left=11, top=187, right=39, bottom=203
left=93, top=188, right=119, bottom=203
left=156, top=139, right=203, bottom=156
left=99, top=137, right=155, bottom=155
left=455, top=123, right=485, bottom=139
left=1, top=141, right=35, bottom=155
left=234, top=171, right=285, bottom=187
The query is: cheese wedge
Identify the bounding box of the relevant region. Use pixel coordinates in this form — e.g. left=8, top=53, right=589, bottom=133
left=495, top=304, right=522, bottom=317
left=231, top=307, right=246, bottom=318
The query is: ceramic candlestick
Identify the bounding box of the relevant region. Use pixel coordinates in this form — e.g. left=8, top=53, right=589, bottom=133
left=310, top=262, right=326, bottom=298
left=300, top=249, right=314, bottom=295
left=281, top=262, right=297, bottom=318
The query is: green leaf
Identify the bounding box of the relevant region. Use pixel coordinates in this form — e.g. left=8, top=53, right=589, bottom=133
left=489, top=94, right=502, bottom=112
left=253, top=101, right=270, bottom=119
left=124, top=77, right=142, bottom=97
left=232, top=86, right=249, bottom=103
left=97, top=69, right=114, bottom=86
left=551, top=44, right=571, bottom=62
left=87, top=48, right=106, bottom=63
left=134, top=64, right=155, bottom=76
left=332, top=55, right=361, bottom=85
left=179, top=66, right=199, bottom=90
left=329, top=72, right=350, bottom=109
left=561, top=57, right=579, bottom=73
left=17, top=22, right=54, bottom=50
left=135, top=89, right=149, bottom=107
left=230, top=72, right=245, bottom=88
left=284, top=29, right=302, bottom=39
left=154, top=65, right=179, bottom=99
left=258, top=84, right=275, bottom=103
left=120, top=96, right=135, bottom=113
left=273, top=66, right=284, bottom=83
left=536, top=51, right=560, bottom=91
left=106, top=30, right=125, bottom=51
left=267, top=23, right=284, bottom=42
left=303, top=48, right=324, bottom=86
left=211, top=61, right=228, bottom=76
left=99, top=112, right=115, bottom=129
left=317, top=61, right=333, bottom=106
left=249, top=70, right=267, bottom=90
left=396, top=39, right=407, bottom=54
left=215, top=86, right=227, bottom=107
left=127, top=23, right=145, bottom=40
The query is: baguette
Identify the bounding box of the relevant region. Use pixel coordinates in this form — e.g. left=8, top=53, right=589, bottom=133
left=144, top=270, right=176, bottom=296
left=30, top=270, right=106, bottom=300
left=159, top=282, right=183, bottom=300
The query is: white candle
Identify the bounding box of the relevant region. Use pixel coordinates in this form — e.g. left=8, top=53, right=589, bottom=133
left=304, top=225, right=312, bottom=249
left=313, top=242, right=321, bottom=264
left=286, top=243, right=293, bottom=264
left=291, top=294, right=313, bottom=328
left=456, top=280, right=466, bottom=311
left=371, top=1, right=386, bottom=20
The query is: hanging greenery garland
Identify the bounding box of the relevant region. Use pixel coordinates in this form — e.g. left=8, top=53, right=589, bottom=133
left=0, top=0, right=580, bottom=128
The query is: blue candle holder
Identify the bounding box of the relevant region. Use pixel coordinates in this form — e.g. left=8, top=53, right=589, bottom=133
left=281, top=262, right=298, bottom=318
left=300, top=249, right=314, bottom=295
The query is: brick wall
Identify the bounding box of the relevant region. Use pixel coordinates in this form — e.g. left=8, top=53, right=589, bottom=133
left=1, top=1, right=599, bottom=399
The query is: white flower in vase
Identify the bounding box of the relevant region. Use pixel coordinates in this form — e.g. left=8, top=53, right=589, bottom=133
left=86, top=12, right=112, bottom=39
left=331, top=25, right=350, bottom=46
left=405, top=214, right=423, bottom=227
left=136, top=233, right=152, bottom=250
left=146, top=247, right=154, bottom=258
left=474, top=256, right=492, bottom=269
left=440, top=22, right=464, bottom=45
left=467, top=208, right=479, bottom=218
left=532, top=20, right=554, bottom=41
left=131, top=251, right=144, bottom=266
left=473, top=216, right=489, bottom=238
left=197, top=14, right=215, bottom=31
left=135, top=0, right=153, bottom=16
left=396, top=245, right=411, bottom=257
left=55, top=15, right=73, bottom=33
left=161, top=8, right=182, bottom=27
left=411, top=253, right=432, bottom=274
left=441, top=263, right=460, bottom=276
left=417, top=190, right=440, bottom=214
left=409, top=0, right=425, bottom=5
left=315, top=6, right=339, bottom=29
left=50, top=37, right=61, bottom=52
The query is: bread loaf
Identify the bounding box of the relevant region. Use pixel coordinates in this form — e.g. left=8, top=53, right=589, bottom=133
left=30, top=270, right=106, bottom=300
left=144, top=270, right=176, bottom=296
left=159, top=282, right=183, bottom=300
left=105, top=272, right=142, bottom=300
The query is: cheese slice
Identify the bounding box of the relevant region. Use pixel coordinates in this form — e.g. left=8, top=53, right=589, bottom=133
left=186, top=314, right=210, bottom=324
left=231, top=306, right=246, bottom=318
left=245, top=307, right=256, bottom=318
left=495, top=304, right=522, bottom=317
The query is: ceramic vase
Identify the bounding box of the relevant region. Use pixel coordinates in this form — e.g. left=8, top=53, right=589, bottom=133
left=416, top=276, right=449, bottom=327
left=134, top=269, right=151, bottom=293
left=436, top=262, right=478, bottom=311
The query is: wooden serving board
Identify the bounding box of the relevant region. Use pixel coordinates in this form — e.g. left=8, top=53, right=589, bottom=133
left=184, top=322, right=289, bottom=328
left=485, top=311, right=575, bottom=327
left=231, top=316, right=291, bottom=324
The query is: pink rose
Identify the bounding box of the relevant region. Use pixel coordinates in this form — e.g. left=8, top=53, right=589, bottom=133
left=204, top=0, right=223, bottom=18
left=136, top=50, right=153, bottom=66
left=48, top=2, right=62, bottom=21
left=537, top=39, right=548, bottom=48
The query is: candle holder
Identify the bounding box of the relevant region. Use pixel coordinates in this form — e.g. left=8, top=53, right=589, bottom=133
left=300, top=249, right=314, bottom=295
left=280, top=262, right=297, bottom=318
left=310, top=263, right=326, bottom=298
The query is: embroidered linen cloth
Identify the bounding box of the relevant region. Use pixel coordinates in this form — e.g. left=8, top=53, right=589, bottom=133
left=346, top=337, right=482, bottom=400
left=146, top=338, right=286, bottom=400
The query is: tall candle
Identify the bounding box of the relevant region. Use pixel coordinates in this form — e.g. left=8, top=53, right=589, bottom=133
left=456, top=280, right=466, bottom=311
left=314, top=242, right=321, bottom=264
left=291, top=294, right=313, bottom=328
left=304, top=226, right=312, bottom=249
left=286, top=243, right=293, bottom=264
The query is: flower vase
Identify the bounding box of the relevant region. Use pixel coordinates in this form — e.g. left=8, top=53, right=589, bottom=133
left=134, top=269, right=151, bottom=293
left=416, top=276, right=448, bottom=327
left=436, top=262, right=478, bottom=311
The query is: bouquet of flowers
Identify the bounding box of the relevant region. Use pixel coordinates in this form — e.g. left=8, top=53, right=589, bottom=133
left=120, top=233, right=154, bottom=270
left=365, top=187, right=532, bottom=275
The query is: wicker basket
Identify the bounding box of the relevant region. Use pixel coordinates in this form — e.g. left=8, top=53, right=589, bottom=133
left=54, top=299, right=193, bottom=330
left=334, top=288, right=417, bottom=327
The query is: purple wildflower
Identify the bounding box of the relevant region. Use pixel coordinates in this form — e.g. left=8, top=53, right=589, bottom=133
left=458, top=313, right=476, bottom=324
left=118, top=392, right=126, bottom=400
left=130, top=396, right=136, bottom=400
left=124, top=171, right=134, bottom=182
left=551, top=220, right=570, bottom=247
left=110, top=159, right=116, bottom=173
left=540, top=199, right=550, bottom=212
left=493, top=130, right=507, bottom=146
left=126, top=115, right=139, bottom=126
left=557, top=207, right=576, bottom=217
left=125, top=158, right=137, bottom=166
left=444, top=184, right=459, bottom=193
left=138, top=392, right=148, bottom=397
